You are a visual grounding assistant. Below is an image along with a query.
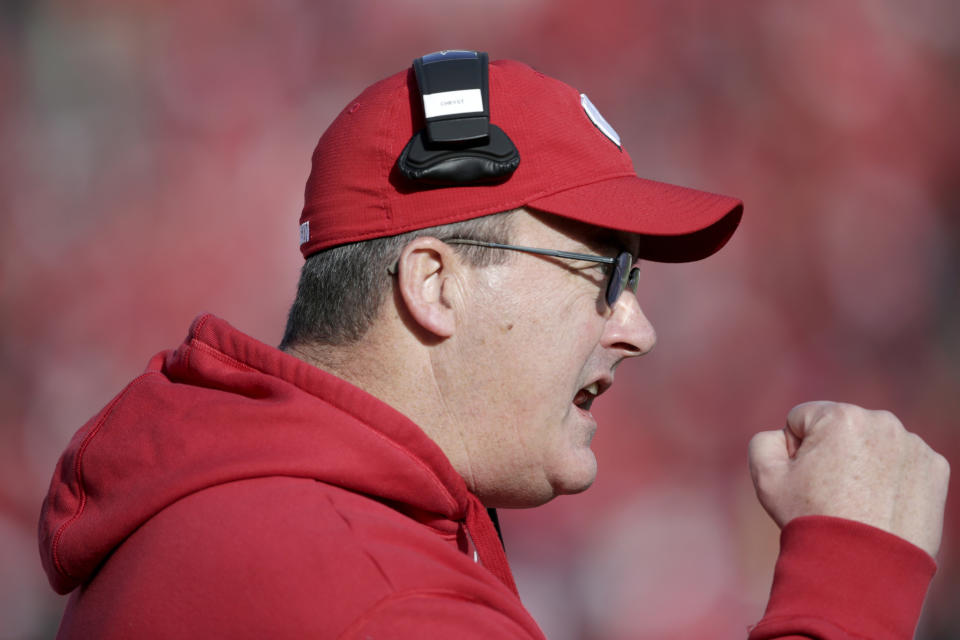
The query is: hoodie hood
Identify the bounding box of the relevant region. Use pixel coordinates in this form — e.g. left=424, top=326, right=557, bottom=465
left=39, top=314, right=515, bottom=595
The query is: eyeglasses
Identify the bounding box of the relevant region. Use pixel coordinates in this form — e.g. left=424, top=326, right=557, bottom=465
left=444, top=238, right=640, bottom=308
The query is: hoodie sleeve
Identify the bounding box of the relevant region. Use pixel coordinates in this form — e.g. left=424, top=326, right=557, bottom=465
left=748, top=516, right=936, bottom=640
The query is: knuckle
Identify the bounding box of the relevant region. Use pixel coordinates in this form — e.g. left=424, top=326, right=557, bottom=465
left=830, top=405, right=905, bottom=439
left=905, top=432, right=930, bottom=458
left=789, top=399, right=832, bottom=422
left=905, top=431, right=924, bottom=448
left=905, top=434, right=949, bottom=479
left=932, top=451, right=951, bottom=478
left=868, top=408, right=904, bottom=432
left=819, top=402, right=860, bottom=432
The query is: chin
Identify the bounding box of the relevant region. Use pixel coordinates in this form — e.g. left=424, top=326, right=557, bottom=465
left=553, top=473, right=597, bottom=497
left=550, top=455, right=598, bottom=497
left=478, top=453, right=598, bottom=508
left=482, top=473, right=593, bottom=509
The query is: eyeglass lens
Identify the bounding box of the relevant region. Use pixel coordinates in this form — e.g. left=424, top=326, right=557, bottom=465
left=605, top=252, right=634, bottom=307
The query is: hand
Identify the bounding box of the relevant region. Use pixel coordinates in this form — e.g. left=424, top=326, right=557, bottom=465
left=749, top=401, right=950, bottom=557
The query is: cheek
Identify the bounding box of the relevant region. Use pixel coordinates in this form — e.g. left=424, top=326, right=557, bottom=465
left=492, top=287, right=602, bottom=355
left=478, top=296, right=603, bottom=407
left=460, top=274, right=605, bottom=501
left=467, top=266, right=606, bottom=419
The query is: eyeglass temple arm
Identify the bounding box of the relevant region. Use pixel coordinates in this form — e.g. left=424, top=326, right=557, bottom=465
left=445, top=239, right=617, bottom=264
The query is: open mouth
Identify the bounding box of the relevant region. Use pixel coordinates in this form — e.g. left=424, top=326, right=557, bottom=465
left=573, top=379, right=611, bottom=413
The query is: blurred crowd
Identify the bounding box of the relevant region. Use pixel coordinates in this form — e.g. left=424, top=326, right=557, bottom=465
left=1, top=1, right=958, bottom=638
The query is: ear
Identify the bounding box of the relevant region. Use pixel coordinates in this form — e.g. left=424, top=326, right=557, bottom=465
left=394, top=237, right=462, bottom=339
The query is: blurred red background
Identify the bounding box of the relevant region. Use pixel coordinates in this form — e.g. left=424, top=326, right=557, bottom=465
left=2, top=1, right=958, bottom=638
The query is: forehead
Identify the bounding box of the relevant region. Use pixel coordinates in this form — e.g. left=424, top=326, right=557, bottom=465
left=520, top=209, right=641, bottom=256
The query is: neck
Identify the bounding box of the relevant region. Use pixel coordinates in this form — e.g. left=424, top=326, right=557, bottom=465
left=284, top=324, right=479, bottom=494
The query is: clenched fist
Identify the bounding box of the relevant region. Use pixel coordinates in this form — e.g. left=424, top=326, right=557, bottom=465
left=749, top=401, right=950, bottom=557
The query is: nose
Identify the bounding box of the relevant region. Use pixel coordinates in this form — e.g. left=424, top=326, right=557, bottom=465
left=602, top=292, right=657, bottom=357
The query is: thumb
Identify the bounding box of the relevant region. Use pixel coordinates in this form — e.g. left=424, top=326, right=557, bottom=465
left=748, top=429, right=792, bottom=481
left=748, top=429, right=793, bottom=525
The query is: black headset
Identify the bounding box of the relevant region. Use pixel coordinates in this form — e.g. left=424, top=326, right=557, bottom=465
left=397, top=50, right=521, bottom=187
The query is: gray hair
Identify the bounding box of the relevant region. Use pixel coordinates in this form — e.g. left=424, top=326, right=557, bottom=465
left=280, top=210, right=516, bottom=347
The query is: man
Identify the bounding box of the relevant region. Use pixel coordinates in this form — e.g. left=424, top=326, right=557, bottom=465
left=39, top=52, right=948, bottom=638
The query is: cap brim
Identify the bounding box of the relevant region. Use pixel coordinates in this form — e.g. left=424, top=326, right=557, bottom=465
left=526, top=175, right=743, bottom=263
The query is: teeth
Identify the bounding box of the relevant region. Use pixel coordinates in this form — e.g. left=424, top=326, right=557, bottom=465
left=574, top=382, right=602, bottom=409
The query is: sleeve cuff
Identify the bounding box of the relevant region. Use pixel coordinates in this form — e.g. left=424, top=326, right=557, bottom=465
left=749, top=515, right=936, bottom=640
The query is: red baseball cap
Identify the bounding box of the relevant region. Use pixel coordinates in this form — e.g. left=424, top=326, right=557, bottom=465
left=299, top=57, right=742, bottom=263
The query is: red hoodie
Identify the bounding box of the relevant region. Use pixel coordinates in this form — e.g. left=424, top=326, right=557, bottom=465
left=39, top=315, right=935, bottom=639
